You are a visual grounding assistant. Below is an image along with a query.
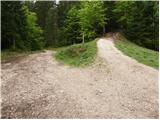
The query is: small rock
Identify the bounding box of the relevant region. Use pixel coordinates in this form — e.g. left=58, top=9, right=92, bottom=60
left=60, top=90, right=64, bottom=93
left=5, top=63, right=11, bottom=66
left=95, top=89, right=103, bottom=95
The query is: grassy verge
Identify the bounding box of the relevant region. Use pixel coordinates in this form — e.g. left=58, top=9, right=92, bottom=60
left=1, top=50, right=44, bottom=63
left=115, top=40, right=159, bottom=69
left=55, top=40, right=97, bottom=67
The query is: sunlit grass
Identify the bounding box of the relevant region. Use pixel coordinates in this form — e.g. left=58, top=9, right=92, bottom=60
left=115, top=40, right=159, bottom=69
left=55, top=40, right=97, bottom=67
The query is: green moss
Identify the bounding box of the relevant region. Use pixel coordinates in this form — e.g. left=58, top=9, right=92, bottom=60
left=55, top=40, right=97, bottom=67
left=115, top=40, right=159, bottom=69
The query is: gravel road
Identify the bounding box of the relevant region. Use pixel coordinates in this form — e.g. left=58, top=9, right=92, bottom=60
left=1, top=38, right=159, bottom=118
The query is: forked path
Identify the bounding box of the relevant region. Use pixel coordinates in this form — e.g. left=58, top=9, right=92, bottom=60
left=1, top=38, right=159, bottom=118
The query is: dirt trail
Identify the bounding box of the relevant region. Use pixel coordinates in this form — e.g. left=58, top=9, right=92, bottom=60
left=1, top=38, right=159, bottom=118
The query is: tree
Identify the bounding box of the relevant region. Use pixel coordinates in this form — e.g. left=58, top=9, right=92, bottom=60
left=104, top=1, right=119, bottom=32
left=1, top=1, right=27, bottom=50
left=2, top=1, right=158, bottom=51
left=57, top=1, right=79, bottom=28
left=63, top=6, right=81, bottom=45
left=24, top=1, right=35, bottom=11
left=55, top=1, right=80, bottom=47
left=33, top=1, right=54, bottom=29
left=78, top=1, right=106, bottom=43
left=25, top=6, right=44, bottom=50
left=1, top=1, right=43, bottom=51
left=113, top=1, right=159, bottom=50
left=45, top=7, right=58, bottom=47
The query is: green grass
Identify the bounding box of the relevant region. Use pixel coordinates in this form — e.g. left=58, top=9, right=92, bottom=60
left=55, top=40, right=97, bottom=67
left=1, top=50, right=44, bottom=63
left=115, top=40, right=159, bottom=69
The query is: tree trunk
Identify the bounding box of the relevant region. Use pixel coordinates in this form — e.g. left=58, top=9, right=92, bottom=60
left=103, top=26, right=105, bottom=35
left=13, top=39, right=15, bottom=50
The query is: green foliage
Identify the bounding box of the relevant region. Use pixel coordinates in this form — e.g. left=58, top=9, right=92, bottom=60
left=56, top=1, right=81, bottom=47
left=2, top=1, right=159, bottom=52
left=1, top=1, right=27, bottom=50
left=33, top=1, right=54, bottom=29
left=61, top=1, right=106, bottom=46
left=25, top=7, right=44, bottom=50
left=104, top=1, right=118, bottom=32
left=113, top=1, right=159, bottom=50
left=33, top=1, right=57, bottom=48
left=1, top=1, right=44, bottom=51
left=57, top=1, right=80, bottom=28
left=63, top=6, right=81, bottom=45
left=115, top=39, right=159, bottom=69
left=78, top=1, right=106, bottom=42
left=24, top=1, right=35, bottom=11
left=55, top=40, right=97, bottom=67
left=45, top=7, right=58, bottom=47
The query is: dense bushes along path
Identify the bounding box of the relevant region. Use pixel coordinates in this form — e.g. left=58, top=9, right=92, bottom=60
left=1, top=38, right=158, bottom=118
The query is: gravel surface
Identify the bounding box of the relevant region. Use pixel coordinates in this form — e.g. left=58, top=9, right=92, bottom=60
left=1, top=38, right=159, bottom=119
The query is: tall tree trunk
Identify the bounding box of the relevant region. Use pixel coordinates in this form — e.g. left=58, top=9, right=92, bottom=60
left=103, top=26, right=105, bottom=35
left=13, top=39, right=15, bottom=50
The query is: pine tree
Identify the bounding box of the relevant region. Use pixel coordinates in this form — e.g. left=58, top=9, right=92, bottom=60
left=45, top=6, right=58, bottom=47
left=1, top=1, right=27, bottom=50
left=33, top=1, right=54, bottom=29
left=113, top=1, right=159, bottom=50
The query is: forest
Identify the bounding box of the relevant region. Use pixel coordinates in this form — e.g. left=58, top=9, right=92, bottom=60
left=1, top=1, right=159, bottom=52
left=1, top=1, right=159, bottom=119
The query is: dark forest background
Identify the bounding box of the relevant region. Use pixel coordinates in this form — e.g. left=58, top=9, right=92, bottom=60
left=1, top=1, right=159, bottom=51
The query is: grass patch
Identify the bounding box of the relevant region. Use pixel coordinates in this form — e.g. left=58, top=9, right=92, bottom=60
left=1, top=50, right=44, bottom=63
left=55, top=40, right=97, bottom=67
left=115, top=40, right=159, bottom=69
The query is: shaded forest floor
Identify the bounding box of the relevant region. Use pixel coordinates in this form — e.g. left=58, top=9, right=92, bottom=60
left=1, top=37, right=159, bottom=119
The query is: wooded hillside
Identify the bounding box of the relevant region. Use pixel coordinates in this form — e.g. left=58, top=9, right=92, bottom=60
left=1, top=1, right=159, bottom=51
